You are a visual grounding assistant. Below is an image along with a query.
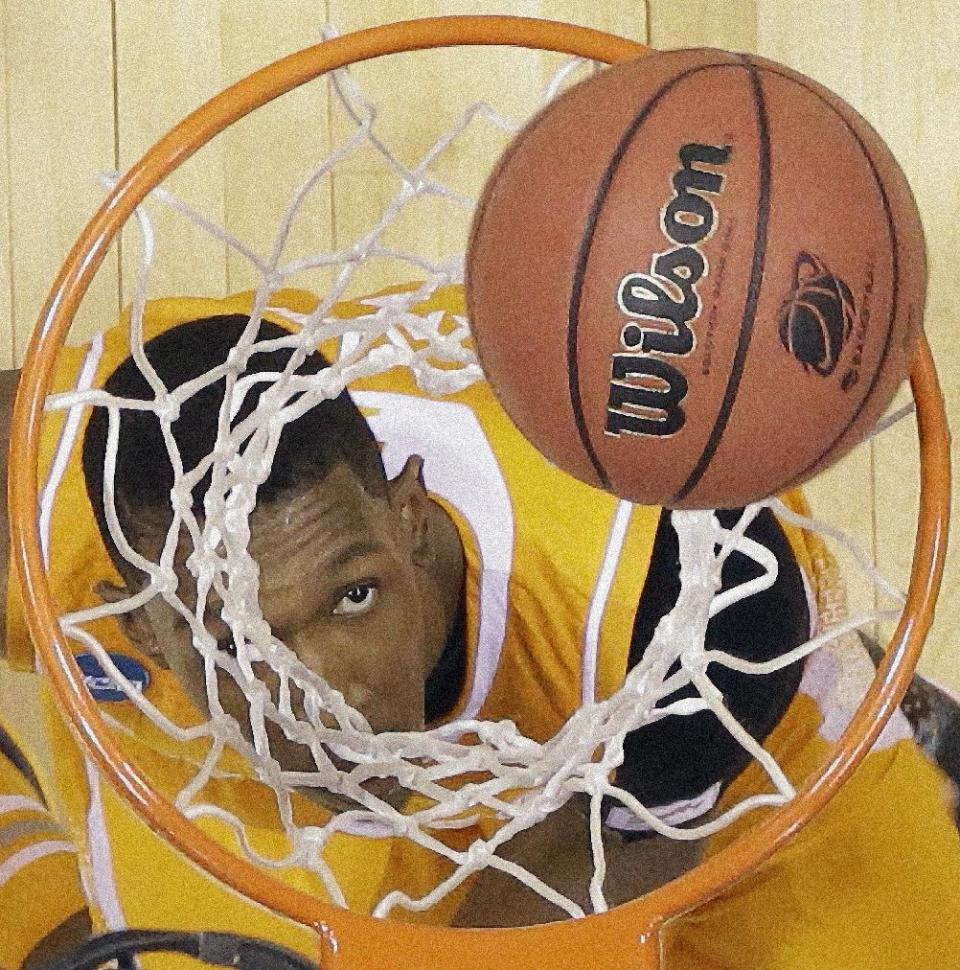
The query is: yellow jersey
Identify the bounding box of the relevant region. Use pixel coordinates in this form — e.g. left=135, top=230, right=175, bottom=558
left=2, top=285, right=958, bottom=969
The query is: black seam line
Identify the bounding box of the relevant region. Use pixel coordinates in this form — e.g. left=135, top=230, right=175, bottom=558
left=0, top=725, right=46, bottom=805
left=567, top=58, right=739, bottom=492
left=672, top=55, right=770, bottom=505
left=757, top=65, right=902, bottom=496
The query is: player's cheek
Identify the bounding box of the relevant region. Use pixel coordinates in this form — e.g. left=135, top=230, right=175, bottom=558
left=344, top=619, right=427, bottom=730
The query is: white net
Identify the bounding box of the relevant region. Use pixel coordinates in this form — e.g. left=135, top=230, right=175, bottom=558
left=38, top=36, right=908, bottom=923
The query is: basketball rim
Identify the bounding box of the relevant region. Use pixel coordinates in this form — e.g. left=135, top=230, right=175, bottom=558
left=8, top=16, right=950, bottom=970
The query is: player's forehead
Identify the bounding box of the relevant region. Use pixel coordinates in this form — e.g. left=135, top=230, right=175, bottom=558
left=250, top=464, right=386, bottom=546
left=247, top=465, right=401, bottom=594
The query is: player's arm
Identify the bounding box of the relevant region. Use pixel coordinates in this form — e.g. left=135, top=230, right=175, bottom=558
left=611, top=506, right=810, bottom=827
left=0, top=728, right=91, bottom=969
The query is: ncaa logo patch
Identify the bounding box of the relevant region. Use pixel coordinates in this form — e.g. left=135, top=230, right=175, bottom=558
left=76, top=653, right=150, bottom=703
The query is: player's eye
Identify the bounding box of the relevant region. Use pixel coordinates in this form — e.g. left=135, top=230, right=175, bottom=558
left=333, top=583, right=378, bottom=616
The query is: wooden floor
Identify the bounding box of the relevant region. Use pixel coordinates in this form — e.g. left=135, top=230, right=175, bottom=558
left=0, top=0, right=956, bottom=690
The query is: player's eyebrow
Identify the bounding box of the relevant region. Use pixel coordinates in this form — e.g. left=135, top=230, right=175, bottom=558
left=325, top=540, right=384, bottom=572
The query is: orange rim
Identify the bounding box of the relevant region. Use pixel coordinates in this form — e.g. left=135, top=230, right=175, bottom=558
left=9, top=16, right=951, bottom=969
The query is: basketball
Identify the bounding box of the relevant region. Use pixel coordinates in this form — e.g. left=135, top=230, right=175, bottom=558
left=466, top=48, right=927, bottom=508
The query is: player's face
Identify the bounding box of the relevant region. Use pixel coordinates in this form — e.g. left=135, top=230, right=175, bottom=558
left=125, top=461, right=447, bottom=767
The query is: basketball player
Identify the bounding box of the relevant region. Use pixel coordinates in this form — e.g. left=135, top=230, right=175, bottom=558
left=0, top=287, right=958, bottom=969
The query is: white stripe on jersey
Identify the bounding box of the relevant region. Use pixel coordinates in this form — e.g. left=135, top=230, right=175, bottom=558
left=84, top=757, right=127, bottom=931
left=0, top=840, right=75, bottom=888
left=581, top=500, right=634, bottom=706
left=0, top=794, right=47, bottom=816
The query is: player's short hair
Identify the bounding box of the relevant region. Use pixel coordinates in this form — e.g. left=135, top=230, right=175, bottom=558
left=82, top=314, right=388, bottom=580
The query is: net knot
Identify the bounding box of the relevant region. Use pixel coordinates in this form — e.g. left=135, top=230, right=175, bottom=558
left=580, top=764, right=610, bottom=796
left=170, top=484, right=193, bottom=516
left=680, top=650, right=710, bottom=675
left=156, top=396, right=180, bottom=423
left=464, top=841, right=491, bottom=871
left=153, top=572, right=178, bottom=596
left=263, top=270, right=284, bottom=291
left=225, top=346, right=248, bottom=371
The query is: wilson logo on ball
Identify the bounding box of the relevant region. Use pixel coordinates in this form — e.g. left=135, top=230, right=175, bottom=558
left=606, top=142, right=731, bottom=439
left=777, top=251, right=856, bottom=380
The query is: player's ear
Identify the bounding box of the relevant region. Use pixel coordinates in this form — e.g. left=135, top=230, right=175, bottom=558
left=388, top=455, right=431, bottom=565
left=94, top=580, right=163, bottom=660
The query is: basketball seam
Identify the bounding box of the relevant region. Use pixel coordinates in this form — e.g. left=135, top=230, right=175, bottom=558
left=567, top=56, right=741, bottom=493
left=672, top=56, right=772, bottom=506
left=750, top=63, right=903, bottom=496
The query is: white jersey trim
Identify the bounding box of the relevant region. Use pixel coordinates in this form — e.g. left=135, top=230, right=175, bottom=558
left=606, top=782, right=722, bottom=833
left=581, top=500, right=634, bottom=706
left=0, top=839, right=76, bottom=888
left=0, top=793, right=47, bottom=816
left=800, top=636, right=913, bottom=748
left=83, top=758, right=127, bottom=931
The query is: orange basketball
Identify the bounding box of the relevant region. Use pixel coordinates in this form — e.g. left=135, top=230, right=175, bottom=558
left=466, top=48, right=926, bottom=508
